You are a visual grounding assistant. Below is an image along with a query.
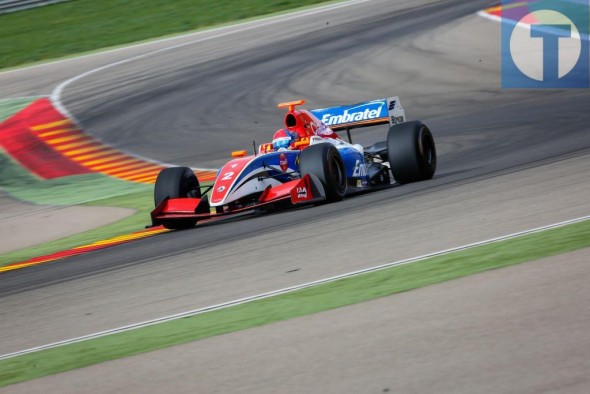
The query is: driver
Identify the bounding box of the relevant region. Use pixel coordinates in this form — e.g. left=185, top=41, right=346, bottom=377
left=272, top=128, right=298, bottom=151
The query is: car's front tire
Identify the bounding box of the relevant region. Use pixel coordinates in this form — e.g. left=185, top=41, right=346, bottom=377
left=154, top=167, right=201, bottom=229
left=299, top=143, right=347, bottom=202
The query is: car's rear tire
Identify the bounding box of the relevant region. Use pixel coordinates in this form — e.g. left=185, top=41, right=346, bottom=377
left=299, top=143, right=346, bottom=202
left=387, top=121, right=436, bottom=184
left=154, top=167, right=201, bottom=229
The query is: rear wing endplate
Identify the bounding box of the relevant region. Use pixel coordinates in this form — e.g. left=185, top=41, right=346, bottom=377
left=310, top=97, right=406, bottom=131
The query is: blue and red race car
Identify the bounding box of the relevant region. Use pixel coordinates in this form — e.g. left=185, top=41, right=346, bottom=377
left=150, top=97, right=436, bottom=229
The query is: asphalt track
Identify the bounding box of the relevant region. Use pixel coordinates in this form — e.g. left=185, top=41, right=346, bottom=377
left=7, top=249, right=590, bottom=394
left=1, top=0, right=590, bottom=391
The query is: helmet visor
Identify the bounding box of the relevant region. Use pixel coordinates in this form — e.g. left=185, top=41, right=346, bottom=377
left=273, top=137, right=292, bottom=150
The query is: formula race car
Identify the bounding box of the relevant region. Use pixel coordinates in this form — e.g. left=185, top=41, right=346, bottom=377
left=150, top=97, right=436, bottom=229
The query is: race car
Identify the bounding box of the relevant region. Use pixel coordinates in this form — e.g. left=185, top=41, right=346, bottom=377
left=150, top=97, right=436, bottom=229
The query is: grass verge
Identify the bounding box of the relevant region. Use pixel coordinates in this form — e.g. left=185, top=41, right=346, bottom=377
left=1, top=218, right=589, bottom=387
left=0, top=0, right=332, bottom=70
left=0, top=148, right=151, bottom=206
left=0, top=97, right=39, bottom=122
left=0, top=189, right=154, bottom=266
left=0, top=142, right=155, bottom=266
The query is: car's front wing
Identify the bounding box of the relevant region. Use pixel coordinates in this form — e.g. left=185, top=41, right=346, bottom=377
left=150, top=174, right=325, bottom=228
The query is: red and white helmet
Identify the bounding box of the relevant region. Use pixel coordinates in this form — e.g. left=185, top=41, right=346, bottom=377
left=272, top=128, right=297, bottom=150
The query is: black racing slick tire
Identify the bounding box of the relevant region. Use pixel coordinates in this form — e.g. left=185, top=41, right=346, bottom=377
left=154, top=167, right=201, bottom=229
left=387, top=121, right=436, bottom=184
left=299, top=143, right=347, bottom=202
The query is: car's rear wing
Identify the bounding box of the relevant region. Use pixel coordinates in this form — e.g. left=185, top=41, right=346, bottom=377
left=310, top=97, right=406, bottom=133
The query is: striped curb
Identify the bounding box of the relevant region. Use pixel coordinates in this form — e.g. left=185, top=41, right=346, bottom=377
left=0, top=226, right=169, bottom=273
left=0, top=98, right=217, bottom=184
left=0, top=98, right=217, bottom=271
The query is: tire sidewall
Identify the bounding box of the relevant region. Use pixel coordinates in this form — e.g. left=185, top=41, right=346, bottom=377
left=300, top=143, right=346, bottom=201
left=387, top=121, right=436, bottom=184
left=154, top=167, right=201, bottom=207
left=154, top=167, right=201, bottom=229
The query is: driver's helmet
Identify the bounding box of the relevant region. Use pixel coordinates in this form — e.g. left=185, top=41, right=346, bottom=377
left=272, top=128, right=297, bottom=151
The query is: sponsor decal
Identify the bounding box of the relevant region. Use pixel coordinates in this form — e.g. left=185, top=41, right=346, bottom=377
left=315, top=122, right=331, bottom=135
left=352, top=160, right=367, bottom=177
left=390, top=115, right=404, bottom=124
left=309, top=122, right=317, bottom=133
left=217, top=186, right=226, bottom=192
left=312, top=99, right=387, bottom=127
left=279, top=153, right=288, bottom=172
left=387, top=97, right=405, bottom=125
left=297, top=186, right=308, bottom=199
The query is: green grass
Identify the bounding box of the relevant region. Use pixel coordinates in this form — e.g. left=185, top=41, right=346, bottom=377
left=0, top=189, right=154, bottom=266
left=0, top=0, right=332, bottom=70
left=0, top=98, right=157, bottom=266
left=1, top=219, right=589, bottom=387
left=0, top=148, right=151, bottom=206
left=1, top=1, right=588, bottom=385
left=0, top=97, right=39, bottom=122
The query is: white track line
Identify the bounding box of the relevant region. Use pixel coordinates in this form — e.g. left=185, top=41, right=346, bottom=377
left=476, top=8, right=590, bottom=41
left=4, top=1, right=373, bottom=172
left=1, top=214, right=588, bottom=361
left=476, top=9, right=502, bottom=24
left=49, top=0, right=372, bottom=121
left=41, top=0, right=371, bottom=171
